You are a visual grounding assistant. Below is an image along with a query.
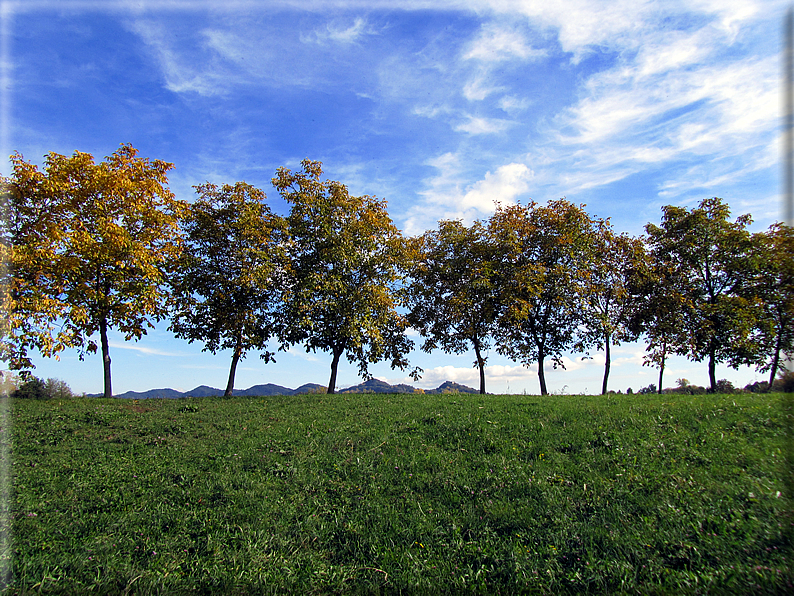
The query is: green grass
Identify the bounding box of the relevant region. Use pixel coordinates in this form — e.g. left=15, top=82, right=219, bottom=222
left=3, top=391, right=793, bottom=594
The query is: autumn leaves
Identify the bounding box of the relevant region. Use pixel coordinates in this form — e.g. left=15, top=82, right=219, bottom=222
left=2, top=146, right=792, bottom=397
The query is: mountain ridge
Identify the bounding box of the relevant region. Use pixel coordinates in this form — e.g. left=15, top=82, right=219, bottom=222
left=101, top=379, right=479, bottom=399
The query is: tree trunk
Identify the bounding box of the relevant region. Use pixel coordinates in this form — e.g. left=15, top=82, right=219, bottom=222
left=225, top=342, right=243, bottom=397
left=768, top=323, right=784, bottom=391
left=473, top=338, right=486, bottom=395
left=708, top=345, right=717, bottom=392
left=657, top=339, right=666, bottom=395
left=538, top=349, right=548, bottom=396
left=100, top=317, right=112, bottom=399
left=327, top=345, right=344, bottom=395
left=601, top=332, right=611, bottom=395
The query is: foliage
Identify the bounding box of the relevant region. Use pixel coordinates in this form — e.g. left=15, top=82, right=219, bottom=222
left=169, top=182, right=287, bottom=396
left=645, top=197, right=757, bottom=392
left=10, top=375, right=73, bottom=399
left=627, top=235, right=689, bottom=394
left=8, top=392, right=790, bottom=595
left=3, top=144, right=185, bottom=398
left=272, top=160, right=417, bottom=394
left=489, top=200, right=596, bottom=396
left=745, top=223, right=794, bottom=389
left=402, top=219, right=498, bottom=394
left=10, top=376, right=46, bottom=400
left=578, top=223, right=646, bottom=394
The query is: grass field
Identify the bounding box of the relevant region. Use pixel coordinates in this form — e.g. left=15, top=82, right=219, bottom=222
left=2, top=391, right=792, bottom=594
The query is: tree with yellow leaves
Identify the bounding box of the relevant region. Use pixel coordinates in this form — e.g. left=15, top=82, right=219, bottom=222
left=3, top=144, right=185, bottom=398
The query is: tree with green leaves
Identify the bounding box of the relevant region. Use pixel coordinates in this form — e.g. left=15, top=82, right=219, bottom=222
left=169, top=181, right=287, bottom=397
left=489, top=200, right=596, bottom=396
left=628, top=241, right=689, bottom=394
left=3, top=144, right=185, bottom=398
left=645, top=197, right=757, bottom=392
left=745, top=223, right=794, bottom=390
left=402, top=219, right=498, bottom=395
left=272, top=159, right=417, bottom=394
left=579, top=225, right=646, bottom=394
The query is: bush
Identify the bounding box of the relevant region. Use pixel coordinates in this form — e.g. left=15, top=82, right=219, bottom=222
left=773, top=371, right=794, bottom=393
left=11, top=376, right=74, bottom=400
left=714, top=379, right=735, bottom=394
left=12, top=377, right=48, bottom=399
left=638, top=384, right=657, bottom=394
left=45, top=378, right=74, bottom=400
left=744, top=380, right=769, bottom=393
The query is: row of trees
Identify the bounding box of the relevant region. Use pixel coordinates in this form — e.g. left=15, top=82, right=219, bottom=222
left=1, top=145, right=792, bottom=397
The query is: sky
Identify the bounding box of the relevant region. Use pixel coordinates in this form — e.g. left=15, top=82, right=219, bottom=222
left=1, top=0, right=790, bottom=396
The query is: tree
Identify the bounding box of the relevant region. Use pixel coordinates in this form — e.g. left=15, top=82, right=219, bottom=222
left=272, top=160, right=417, bottom=394
left=627, top=240, right=689, bottom=394
left=3, top=144, right=185, bottom=398
left=745, top=223, right=794, bottom=390
left=169, top=182, right=287, bottom=397
left=579, top=224, right=645, bottom=394
left=489, top=200, right=596, bottom=396
left=402, top=219, right=498, bottom=395
left=645, top=197, right=757, bottom=392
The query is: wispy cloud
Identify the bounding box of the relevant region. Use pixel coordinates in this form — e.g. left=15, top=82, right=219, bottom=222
left=463, top=22, right=547, bottom=63
left=108, top=342, right=186, bottom=357
left=302, top=16, right=376, bottom=45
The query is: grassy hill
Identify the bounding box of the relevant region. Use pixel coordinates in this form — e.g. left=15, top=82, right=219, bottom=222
left=6, top=391, right=792, bottom=594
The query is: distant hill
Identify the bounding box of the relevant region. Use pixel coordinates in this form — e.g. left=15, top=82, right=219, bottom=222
left=339, top=378, right=418, bottom=394
left=425, top=381, right=479, bottom=394
left=109, top=380, right=477, bottom=399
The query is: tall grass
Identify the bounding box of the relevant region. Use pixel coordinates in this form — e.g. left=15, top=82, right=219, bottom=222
left=4, top=392, right=792, bottom=594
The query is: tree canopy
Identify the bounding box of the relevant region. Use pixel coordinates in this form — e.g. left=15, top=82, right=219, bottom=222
left=169, top=181, right=287, bottom=397
left=3, top=143, right=789, bottom=396
left=489, top=200, right=596, bottom=396
left=3, top=144, right=185, bottom=398
left=272, top=159, right=417, bottom=394
left=579, top=225, right=645, bottom=394
left=645, top=197, right=757, bottom=392
left=403, top=219, right=499, bottom=394
left=745, top=223, right=794, bottom=389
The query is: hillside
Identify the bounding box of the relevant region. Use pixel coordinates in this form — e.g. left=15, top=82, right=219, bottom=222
left=106, top=379, right=477, bottom=399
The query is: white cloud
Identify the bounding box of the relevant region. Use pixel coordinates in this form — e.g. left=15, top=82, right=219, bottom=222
left=463, top=72, right=503, bottom=101
left=286, top=346, right=319, bottom=362
left=128, top=19, right=231, bottom=96
left=459, top=163, right=533, bottom=210
left=302, top=17, right=375, bottom=45
left=498, top=95, right=530, bottom=113
left=454, top=115, right=512, bottom=134
left=108, top=342, right=186, bottom=357
left=463, top=22, right=546, bottom=62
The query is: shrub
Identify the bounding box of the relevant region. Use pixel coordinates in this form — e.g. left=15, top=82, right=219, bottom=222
left=11, top=377, right=48, bottom=399
left=44, top=378, right=74, bottom=400
left=638, top=384, right=657, bottom=394
left=715, top=379, right=735, bottom=394
left=773, top=371, right=794, bottom=393
left=10, top=376, right=74, bottom=400
left=744, top=381, right=769, bottom=393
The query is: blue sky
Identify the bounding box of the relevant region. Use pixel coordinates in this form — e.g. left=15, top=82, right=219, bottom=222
left=3, top=0, right=789, bottom=395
